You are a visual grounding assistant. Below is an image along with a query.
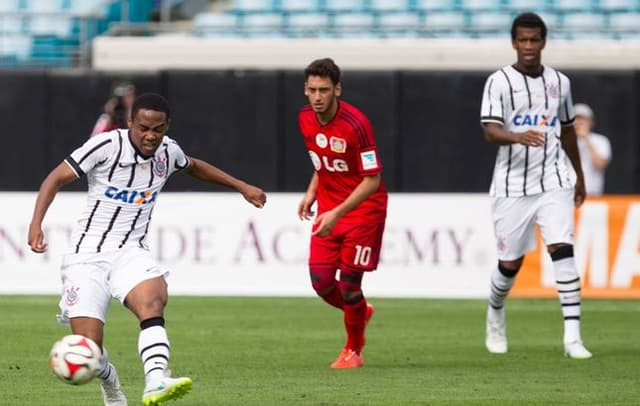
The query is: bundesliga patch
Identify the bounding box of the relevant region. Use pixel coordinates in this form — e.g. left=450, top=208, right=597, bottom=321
left=329, top=136, right=346, bottom=153
left=153, top=155, right=168, bottom=178
left=315, top=133, right=328, bottom=148
left=360, top=151, right=379, bottom=170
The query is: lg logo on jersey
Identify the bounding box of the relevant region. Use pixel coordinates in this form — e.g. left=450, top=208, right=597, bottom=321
left=309, top=151, right=349, bottom=172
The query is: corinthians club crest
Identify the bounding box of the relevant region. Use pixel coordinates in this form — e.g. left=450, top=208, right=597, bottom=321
left=153, top=155, right=168, bottom=178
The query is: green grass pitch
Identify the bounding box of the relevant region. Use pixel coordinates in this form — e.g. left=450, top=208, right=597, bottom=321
left=1, top=296, right=638, bottom=405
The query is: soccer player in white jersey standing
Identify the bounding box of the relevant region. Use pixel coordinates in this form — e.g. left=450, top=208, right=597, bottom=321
left=28, top=93, right=267, bottom=405
left=480, top=13, right=592, bottom=359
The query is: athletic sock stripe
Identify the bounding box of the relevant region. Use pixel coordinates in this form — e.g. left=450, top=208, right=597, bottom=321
left=145, top=367, right=164, bottom=376
left=556, top=277, right=580, bottom=284
left=561, top=302, right=581, bottom=307
left=491, top=282, right=509, bottom=293
left=143, top=354, right=169, bottom=364
left=564, top=316, right=581, bottom=320
left=140, top=342, right=170, bottom=357
left=98, top=365, right=112, bottom=380
left=489, top=303, right=504, bottom=310
left=558, top=288, right=581, bottom=293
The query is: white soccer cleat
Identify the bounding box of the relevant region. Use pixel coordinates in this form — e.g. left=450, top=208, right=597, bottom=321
left=142, top=376, right=192, bottom=406
left=486, top=319, right=508, bottom=354
left=564, top=341, right=592, bottom=359
left=100, top=368, right=128, bottom=406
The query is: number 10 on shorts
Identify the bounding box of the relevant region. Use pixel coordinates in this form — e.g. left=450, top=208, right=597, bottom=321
left=354, top=245, right=372, bottom=266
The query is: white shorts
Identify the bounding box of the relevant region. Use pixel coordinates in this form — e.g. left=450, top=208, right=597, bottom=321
left=492, top=188, right=575, bottom=261
left=58, top=247, right=168, bottom=323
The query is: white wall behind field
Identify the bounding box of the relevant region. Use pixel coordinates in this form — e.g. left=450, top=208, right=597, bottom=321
left=93, top=37, right=640, bottom=71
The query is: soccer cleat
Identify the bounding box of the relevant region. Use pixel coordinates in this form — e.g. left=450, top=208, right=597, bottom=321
left=564, top=341, right=592, bottom=359
left=331, top=349, right=364, bottom=369
left=485, top=319, right=508, bottom=354
left=100, top=368, right=128, bottom=406
left=142, top=376, right=192, bottom=406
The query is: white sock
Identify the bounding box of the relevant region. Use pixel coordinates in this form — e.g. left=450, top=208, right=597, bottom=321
left=554, top=256, right=582, bottom=344
left=139, top=325, right=170, bottom=386
left=487, top=266, right=516, bottom=323
left=97, top=347, right=118, bottom=385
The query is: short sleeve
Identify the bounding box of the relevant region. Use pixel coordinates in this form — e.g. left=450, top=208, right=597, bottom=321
left=559, top=74, right=575, bottom=126
left=480, top=73, right=504, bottom=125
left=164, top=136, right=190, bottom=174
left=65, top=133, right=114, bottom=177
left=353, top=116, right=382, bottom=175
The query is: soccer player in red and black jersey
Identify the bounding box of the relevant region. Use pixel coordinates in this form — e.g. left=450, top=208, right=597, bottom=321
left=297, top=58, right=388, bottom=369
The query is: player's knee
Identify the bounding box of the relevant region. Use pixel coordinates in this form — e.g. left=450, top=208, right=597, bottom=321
left=498, top=261, right=521, bottom=277
left=310, top=267, right=338, bottom=295
left=549, top=244, right=574, bottom=261
left=338, top=270, right=364, bottom=302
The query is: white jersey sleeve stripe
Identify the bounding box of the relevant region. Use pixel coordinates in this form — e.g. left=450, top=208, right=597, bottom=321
left=65, top=157, right=84, bottom=178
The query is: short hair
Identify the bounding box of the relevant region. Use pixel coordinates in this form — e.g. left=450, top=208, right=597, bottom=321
left=130, top=93, right=170, bottom=121
left=304, top=58, right=341, bottom=85
left=511, top=12, right=547, bottom=40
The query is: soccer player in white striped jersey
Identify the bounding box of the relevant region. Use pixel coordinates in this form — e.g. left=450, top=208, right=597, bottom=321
left=28, top=93, right=267, bottom=405
left=480, top=13, right=592, bottom=359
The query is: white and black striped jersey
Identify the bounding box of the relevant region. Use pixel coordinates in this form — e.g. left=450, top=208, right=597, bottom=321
left=480, top=64, right=576, bottom=197
left=64, top=129, right=190, bottom=254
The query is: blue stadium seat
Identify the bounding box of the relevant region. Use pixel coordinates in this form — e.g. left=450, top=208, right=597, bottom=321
left=597, top=0, right=639, bottom=11
left=369, top=0, right=412, bottom=12
left=0, top=0, right=21, bottom=12
left=286, top=12, right=329, bottom=36
left=232, top=0, right=275, bottom=13
left=279, top=0, right=320, bottom=13
left=552, top=0, right=597, bottom=12
left=324, top=0, right=368, bottom=13
left=23, top=0, right=66, bottom=12
left=0, top=34, right=32, bottom=60
left=67, top=0, right=109, bottom=16
left=423, top=11, right=466, bottom=31
left=414, top=0, right=458, bottom=11
left=468, top=11, right=513, bottom=31
left=241, top=12, right=283, bottom=32
left=0, top=16, right=23, bottom=33
left=378, top=12, right=421, bottom=36
left=561, top=12, right=606, bottom=31
left=608, top=12, right=640, bottom=30
left=28, top=15, right=73, bottom=37
left=460, top=0, right=502, bottom=11
left=332, top=12, right=375, bottom=34
left=504, top=0, right=549, bottom=12
left=193, top=12, right=239, bottom=35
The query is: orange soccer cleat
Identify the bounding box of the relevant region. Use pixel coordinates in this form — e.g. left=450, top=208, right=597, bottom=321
left=330, top=348, right=364, bottom=369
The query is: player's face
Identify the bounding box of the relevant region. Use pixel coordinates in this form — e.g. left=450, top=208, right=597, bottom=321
left=128, top=108, right=169, bottom=156
left=512, top=26, right=545, bottom=71
left=304, top=75, right=341, bottom=115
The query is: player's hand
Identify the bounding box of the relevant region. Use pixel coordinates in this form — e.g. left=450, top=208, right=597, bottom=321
left=518, top=130, right=546, bottom=147
left=574, top=176, right=586, bottom=207
left=312, top=210, right=339, bottom=237
left=241, top=185, right=266, bottom=208
left=28, top=224, right=48, bottom=253
left=298, top=195, right=315, bottom=220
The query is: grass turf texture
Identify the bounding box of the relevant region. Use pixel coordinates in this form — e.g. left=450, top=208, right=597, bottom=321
left=1, top=296, right=637, bottom=405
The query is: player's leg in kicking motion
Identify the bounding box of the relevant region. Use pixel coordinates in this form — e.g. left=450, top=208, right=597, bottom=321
left=549, top=244, right=592, bottom=359
left=485, top=260, right=521, bottom=354
left=125, top=277, right=192, bottom=406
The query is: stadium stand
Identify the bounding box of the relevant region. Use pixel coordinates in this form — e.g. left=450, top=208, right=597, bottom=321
left=192, top=0, right=640, bottom=39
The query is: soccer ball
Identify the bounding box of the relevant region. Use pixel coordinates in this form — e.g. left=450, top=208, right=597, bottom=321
left=49, top=334, right=103, bottom=385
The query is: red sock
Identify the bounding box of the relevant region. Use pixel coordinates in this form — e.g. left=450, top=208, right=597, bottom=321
left=321, top=286, right=344, bottom=310
left=343, top=298, right=366, bottom=354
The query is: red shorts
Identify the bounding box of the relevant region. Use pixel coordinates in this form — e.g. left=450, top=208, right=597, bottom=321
left=309, top=221, right=385, bottom=272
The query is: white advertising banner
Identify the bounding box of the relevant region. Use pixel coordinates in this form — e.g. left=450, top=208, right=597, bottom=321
left=1, top=192, right=496, bottom=298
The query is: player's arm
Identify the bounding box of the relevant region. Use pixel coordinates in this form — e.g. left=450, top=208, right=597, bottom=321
left=28, top=162, right=78, bottom=253
left=483, top=123, right=545, bottom=147
left=312, top=174, right=381, bottom=237
left=298, top=172, right=318, bottom=220
left=560, top=125, right=586, bottom=207
left=184, top=156, right=266, bottom=208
